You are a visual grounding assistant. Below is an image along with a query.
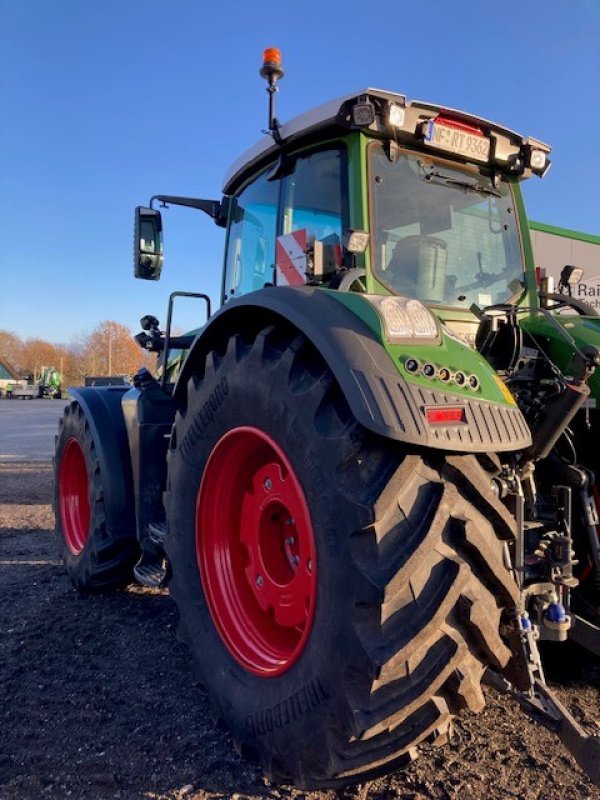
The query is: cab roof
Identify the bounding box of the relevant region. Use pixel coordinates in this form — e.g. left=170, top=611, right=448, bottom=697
left=223, top=88, right=550, bottom=195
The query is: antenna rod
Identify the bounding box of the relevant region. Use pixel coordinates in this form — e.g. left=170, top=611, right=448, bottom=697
left=260, top=47, right=284, bottom=144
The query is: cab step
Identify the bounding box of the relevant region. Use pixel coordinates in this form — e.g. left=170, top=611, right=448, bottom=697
left=133, top=552, right=168, bottom=587
left=148, top=520, right=167, bottom=549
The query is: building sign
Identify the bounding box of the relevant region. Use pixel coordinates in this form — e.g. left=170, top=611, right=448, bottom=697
left=530, top=222, right=600, bottom=304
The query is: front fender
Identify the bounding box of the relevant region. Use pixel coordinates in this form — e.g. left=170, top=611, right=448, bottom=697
left=67, top=386, right=136, bottom=534
left=175, top=287, right=530, bottom=453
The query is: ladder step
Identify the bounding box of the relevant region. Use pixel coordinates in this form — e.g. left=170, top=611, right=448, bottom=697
left=134, top=558, right=167, bottom=588
left=148, top=521, right=167, bottom=548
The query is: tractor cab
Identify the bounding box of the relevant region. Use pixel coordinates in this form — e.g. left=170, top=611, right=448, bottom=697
left=134, top=57, right=551, bottom=367
left=219, top=87, right=549, bottom=309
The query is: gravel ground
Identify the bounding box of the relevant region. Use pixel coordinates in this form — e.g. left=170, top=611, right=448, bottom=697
left=1, top=461, right=599, bottom=800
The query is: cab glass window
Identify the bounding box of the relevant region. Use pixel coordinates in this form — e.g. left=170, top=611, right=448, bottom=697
left=223, top=170, right=279, bottom=299
left=282, top=148, right=345, bottom=247
left=369, top=143, right=523, bottom=309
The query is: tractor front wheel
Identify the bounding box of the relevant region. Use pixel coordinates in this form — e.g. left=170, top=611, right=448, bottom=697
left=165, top=325, right=519, bottom=788
left=54, top=401, right=138, bottom=590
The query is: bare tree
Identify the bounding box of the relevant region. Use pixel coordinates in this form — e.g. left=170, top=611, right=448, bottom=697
left=81, top=320, right=150, bottom=378
left=20, top=339, right=64, bottom=380
left=0, top=330, right=24, bottom=371
left=0, top=322, right=155, bottom=387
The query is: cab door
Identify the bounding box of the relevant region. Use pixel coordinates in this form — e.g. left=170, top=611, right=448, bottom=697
left=222, top=145, right=347, bottom=300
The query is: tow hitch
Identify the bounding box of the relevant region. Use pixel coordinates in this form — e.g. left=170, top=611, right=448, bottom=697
left=486, top=670, right=600, bottom=787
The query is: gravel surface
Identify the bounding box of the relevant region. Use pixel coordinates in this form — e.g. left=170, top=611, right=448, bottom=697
left=1, top=461, right=599, bottom=800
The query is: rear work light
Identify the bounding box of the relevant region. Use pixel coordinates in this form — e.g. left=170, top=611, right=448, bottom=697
left=425, top=407, right=466, bottom=425
left=365, top=295, right=440, bottom=344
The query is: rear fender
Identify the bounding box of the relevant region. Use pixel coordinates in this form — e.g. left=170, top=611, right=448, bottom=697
left=174, top=287, right=530, bottom=453
left=67, top=386, right=136, bottom=535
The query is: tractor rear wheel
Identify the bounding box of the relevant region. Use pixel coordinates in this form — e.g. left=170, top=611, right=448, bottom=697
left=165, top=325, right=520, bottom=789
left=54, top=401, right=138, bottom=591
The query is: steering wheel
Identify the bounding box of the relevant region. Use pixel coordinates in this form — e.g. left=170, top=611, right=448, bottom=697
left=331, top=268, right=367, bottom=293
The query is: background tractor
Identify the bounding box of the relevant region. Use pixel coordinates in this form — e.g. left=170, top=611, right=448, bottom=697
left=54, top=49, right=600, bottom=789
left=38, top=365, right=62, bottom=398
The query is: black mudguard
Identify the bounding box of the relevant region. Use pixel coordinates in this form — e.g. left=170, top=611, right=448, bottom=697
left=67, top=386, right=136, bottom=537
left=174, top=286, right=530, bottom=453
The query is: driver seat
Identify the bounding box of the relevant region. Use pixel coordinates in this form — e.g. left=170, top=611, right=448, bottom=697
left=386, top=235, right=447, bottom=302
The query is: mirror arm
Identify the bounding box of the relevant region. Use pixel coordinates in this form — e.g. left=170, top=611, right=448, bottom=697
left=150, top=195, right=229, bottom=227
left=538, top=292, right=599, bottom=318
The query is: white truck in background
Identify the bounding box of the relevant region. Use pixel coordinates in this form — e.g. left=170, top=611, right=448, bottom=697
left=8, top=381, right=38, bottom=399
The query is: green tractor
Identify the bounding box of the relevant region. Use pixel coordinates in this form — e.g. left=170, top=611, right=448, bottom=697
left=54, top=50, right=600, bottom=789
left=39, top=365, right=62, bottom=399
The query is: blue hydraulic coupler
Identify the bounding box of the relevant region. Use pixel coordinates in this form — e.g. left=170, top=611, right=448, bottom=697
left=545, top=603, right=567, bottom=624
left=520, top=613, right=532, bottom=631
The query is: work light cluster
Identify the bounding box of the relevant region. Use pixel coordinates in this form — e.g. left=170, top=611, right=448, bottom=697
left=404, top=357, right=480, bottom=391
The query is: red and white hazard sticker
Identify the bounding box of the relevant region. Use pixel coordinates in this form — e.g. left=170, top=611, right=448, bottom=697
left=276, top=230, right=308, bottom=286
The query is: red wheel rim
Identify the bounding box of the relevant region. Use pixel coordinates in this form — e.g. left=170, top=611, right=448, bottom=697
left=196, top=426, right=317, bottom=677
left=59, top=437, right=90, bottom=555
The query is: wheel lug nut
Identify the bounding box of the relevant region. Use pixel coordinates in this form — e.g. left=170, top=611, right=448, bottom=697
left=307, top=559, right=312, bottom=574
left=264, top=479, right=272, bottom=491
left=286, top=517, right=295, bottom=526
left=256, top=575, right=264, bottom=587
left=285, top=536, right=295, bottom=545
left=293, top=555, right=300, bottom=565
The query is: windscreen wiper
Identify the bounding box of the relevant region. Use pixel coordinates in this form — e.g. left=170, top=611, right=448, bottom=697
left=418, top=162, right=501, bottom=197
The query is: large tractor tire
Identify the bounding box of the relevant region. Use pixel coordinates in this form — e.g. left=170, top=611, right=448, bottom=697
left=54, top=401, right=138, bottom=591
left=165, top=325, right=520, bottom=789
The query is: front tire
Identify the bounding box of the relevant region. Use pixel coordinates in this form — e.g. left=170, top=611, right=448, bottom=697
left=54, top=401, right=138, bottom=590
left=165, top=325, right=519, bottom=788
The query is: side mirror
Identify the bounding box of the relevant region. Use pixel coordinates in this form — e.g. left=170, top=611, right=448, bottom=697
left=134, top=207, right=163, bottom=280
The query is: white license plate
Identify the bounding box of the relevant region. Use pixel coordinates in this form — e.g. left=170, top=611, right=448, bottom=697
left=424, top=120, right=490, bottom=163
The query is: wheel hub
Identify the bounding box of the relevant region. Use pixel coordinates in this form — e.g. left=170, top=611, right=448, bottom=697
left=196, top=426, right=317, bottom=677
left=59, top=437, right=90, bottom=555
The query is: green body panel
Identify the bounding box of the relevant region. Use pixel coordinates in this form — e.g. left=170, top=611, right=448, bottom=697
left=522, top=314, right=600, bottom=401
left=324, top=289, right=515, bottom=407
left=511, top=181, right=540, bottom=310
left=346, top=134, right=370, bottom=280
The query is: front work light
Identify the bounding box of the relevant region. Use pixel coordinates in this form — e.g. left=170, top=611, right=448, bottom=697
left=529, top=149, right=547, bottom=170
left=559, top=264, right=584, bottom=286
left=365, top=295, right=440, bottom=343
left=344, top=229, right=370, bottom=254
left=388, top=103, right=406, bottom=127
left=352, top=101, right=376, bottom=127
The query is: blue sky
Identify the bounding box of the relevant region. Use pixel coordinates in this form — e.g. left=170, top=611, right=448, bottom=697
left=1, top=0, right=599, bottom=343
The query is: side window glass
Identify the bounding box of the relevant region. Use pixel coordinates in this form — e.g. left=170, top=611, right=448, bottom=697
left=224, top=170, right=279, bottom=300
left=282, top=149, right=344, bottom=247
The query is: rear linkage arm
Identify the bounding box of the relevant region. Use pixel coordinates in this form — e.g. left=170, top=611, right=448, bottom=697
left=485, top=669, right=600, bottom=787
left=481, top=310, right=600, bottom=786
